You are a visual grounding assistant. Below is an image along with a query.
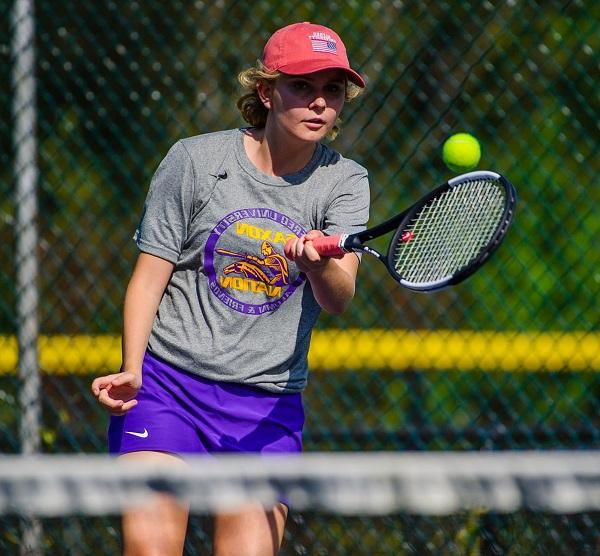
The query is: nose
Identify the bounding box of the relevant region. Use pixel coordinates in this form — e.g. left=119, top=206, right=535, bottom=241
left=310, top=96, right=326, bottom=110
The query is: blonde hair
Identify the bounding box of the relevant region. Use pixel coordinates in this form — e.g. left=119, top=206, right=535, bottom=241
left=236, top=61, right=363, bottom=141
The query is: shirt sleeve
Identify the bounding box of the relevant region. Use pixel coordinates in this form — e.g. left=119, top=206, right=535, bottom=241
left=322, top=171, right=370, bottom=237
left=134, top=141, right=196, bottom=263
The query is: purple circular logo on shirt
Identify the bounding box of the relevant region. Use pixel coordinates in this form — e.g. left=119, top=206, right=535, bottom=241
left=204, top=208, right=306, bottom=315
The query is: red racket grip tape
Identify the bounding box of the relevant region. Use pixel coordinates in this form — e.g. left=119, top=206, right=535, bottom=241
left=284, top=235, right=346, bottom=260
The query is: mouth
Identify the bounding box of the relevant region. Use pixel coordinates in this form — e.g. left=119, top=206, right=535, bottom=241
left=303, top=118, right=327, bottom=130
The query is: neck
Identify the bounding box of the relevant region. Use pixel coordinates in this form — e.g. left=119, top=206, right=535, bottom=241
left=244, top=128, right=316, bottom=177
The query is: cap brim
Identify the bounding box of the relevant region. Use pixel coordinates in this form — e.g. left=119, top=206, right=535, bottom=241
left=277, top=60, right=366, bottom=88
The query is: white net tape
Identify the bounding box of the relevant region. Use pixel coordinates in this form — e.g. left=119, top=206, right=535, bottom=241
left=1, top=451, right=599, bottom=517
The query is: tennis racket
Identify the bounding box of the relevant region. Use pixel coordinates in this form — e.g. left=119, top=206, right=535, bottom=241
left=284, top=170, right=516, bottom=292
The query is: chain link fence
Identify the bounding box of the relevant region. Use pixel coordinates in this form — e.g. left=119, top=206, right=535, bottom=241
left=2, top=0, right=599, bottom=553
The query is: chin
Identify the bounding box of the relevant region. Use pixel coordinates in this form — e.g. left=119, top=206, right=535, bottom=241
left=297, top=127, right=331, bottom=143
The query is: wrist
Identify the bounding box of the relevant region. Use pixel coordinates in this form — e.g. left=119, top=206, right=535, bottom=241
left=120, top=365, right=142, bottom=376
left=303, top=258, right=333, bottom=278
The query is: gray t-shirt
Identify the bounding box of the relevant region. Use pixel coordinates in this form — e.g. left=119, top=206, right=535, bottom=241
left=135, top=128, right=369, bottom=392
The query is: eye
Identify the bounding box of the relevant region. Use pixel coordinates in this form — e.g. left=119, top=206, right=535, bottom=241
left=291, top=80, right=310, bottom=91
left=326, top=82, right=345, bottom=95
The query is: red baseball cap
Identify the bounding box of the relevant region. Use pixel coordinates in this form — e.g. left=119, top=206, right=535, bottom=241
left=262, top=22, right=365, bottom=88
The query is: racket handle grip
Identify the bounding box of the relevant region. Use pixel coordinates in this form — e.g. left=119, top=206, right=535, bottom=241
left=284, top=235, right=346, bottom=260
left=311, top=235, right=346, bottom=257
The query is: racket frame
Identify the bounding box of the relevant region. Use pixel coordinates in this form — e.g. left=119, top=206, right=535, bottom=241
left=336, top=171, right=517, bottom=291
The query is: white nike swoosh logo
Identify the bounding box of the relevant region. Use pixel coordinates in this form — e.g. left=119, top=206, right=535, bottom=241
left=124, top=428, right=148, bottom=438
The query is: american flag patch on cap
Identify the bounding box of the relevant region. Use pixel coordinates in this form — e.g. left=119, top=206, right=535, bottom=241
left=309, top=32, right=337, bottom=54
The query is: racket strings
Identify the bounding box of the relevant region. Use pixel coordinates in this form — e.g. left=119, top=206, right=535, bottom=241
left=399, top=181, right=505, bottom=281
left=392, top=178, right=506, bottom=285
left=406, top=184, right=504, bottom=281
left=427, top=183, right=502, bottom=277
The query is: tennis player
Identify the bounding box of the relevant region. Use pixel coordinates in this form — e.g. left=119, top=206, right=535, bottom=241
left=91, top=21, right=369, bottom=556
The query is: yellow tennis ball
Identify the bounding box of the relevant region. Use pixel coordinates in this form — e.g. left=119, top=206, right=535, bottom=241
left=442, top=133, right=481, bottom=173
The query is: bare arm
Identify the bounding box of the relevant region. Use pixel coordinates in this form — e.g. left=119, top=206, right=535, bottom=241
left=286, top=230, right=359, bottom=315
left=91, top=252, right=174, bottom=414
left=121, top=252, right=175, bottom=375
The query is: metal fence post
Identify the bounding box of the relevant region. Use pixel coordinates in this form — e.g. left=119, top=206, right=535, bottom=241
left=12, top=0, right=42, bottom=553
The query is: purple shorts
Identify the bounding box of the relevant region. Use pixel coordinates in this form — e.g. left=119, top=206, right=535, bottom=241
left=108, top=351, right=304, bottom=456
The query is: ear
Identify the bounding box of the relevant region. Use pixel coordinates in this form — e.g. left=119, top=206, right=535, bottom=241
left=256, top=80, right=272, bottom=110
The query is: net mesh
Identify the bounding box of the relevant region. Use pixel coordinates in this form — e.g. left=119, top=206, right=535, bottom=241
left=392, top=175, right=509, bottom=288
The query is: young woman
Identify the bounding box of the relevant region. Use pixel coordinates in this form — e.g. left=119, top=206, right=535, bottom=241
left=91, top=21, right=369, bottom=556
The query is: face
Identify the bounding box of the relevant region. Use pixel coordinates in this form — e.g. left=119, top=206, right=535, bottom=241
left=259, top=69, right=347, bottom=143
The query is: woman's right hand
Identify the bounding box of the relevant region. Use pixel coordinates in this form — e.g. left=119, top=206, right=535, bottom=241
left=91, top=371, right=142, bottom=416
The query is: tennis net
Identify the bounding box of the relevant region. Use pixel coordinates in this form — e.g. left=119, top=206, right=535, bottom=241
left=1, top=451, right=599, bottom=554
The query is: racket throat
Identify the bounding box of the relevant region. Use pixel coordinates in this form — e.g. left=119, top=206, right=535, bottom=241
left=342, top=235, right=384, bottom=261
left=362, top=245, right=385, bottom=260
